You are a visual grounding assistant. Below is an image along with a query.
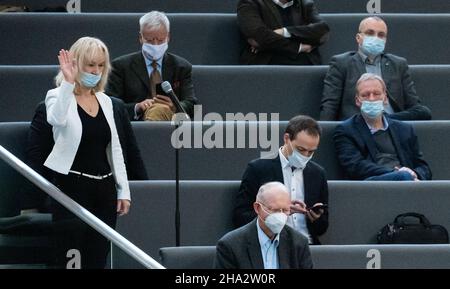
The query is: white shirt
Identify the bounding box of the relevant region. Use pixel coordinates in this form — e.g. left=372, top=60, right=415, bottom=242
left=272, top=0, right=294, bottom=9
left=278, top=148, right=311, bottom=242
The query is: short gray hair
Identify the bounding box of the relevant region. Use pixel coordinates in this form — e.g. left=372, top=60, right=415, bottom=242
left=256, top=182, right=289, bottom=204
left=139, top=11, right=170, bottom=32
left=355, top=73, right=387, bottom=96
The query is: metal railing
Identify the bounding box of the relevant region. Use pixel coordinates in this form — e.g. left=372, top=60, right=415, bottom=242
left=0, top=145, right=165, bottom=269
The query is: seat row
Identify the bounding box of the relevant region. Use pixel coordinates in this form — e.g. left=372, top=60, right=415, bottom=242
left=1, top=120, right=449, bottom=193
left=2, top=180, right=449, bottom=267
left=1, top=13, right=450, bottom=65
left=7, top=0, right=450, bottom=13
left=1, top=65, right=449, bottom=122
left=159, top=244, right=450, bottom=269
left=108, top=181, right=450, bottom=268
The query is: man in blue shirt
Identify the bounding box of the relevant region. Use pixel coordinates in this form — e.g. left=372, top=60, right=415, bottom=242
left=214, top=182, right=313, bottom=269
left=333, top=73, right=432, bottom=181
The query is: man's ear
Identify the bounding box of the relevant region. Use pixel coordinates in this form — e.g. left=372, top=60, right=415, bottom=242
left=383, top=92, right=389, bottom=105
left=138, top=32, right=143, bottom=45
left=283, top=133, right=290, bottom=145
left=355, top=95, right=362, bottom=107
left=253, top=202, right=260, bottom=216
left=356, top=33, right=363, bottom=46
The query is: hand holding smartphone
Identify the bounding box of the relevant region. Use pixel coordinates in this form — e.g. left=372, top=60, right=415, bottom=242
left=307, top=204, right=328, bottom=214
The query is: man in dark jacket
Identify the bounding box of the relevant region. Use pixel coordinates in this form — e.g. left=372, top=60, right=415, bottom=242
left=237, top=0, right=329, bottom=65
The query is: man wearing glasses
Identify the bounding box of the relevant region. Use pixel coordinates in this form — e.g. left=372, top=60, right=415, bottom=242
left=216, top=182, right=313, bottom=269
left=233, top=115, right=328, bottom=245
left=320, top=16, right=431, bottom=121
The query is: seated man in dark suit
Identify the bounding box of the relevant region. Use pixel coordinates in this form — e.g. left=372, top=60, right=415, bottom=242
left=237, top=0, right=329, bottom=65
left=105, top=11, right=198, bottom=121
left=234, top=115, right=328, bottom=244
left=320, top=16, right=431, bottom=121
left=333, top=73, right=432, bottom=181
left=20, top=98, right=148, bottom=213
left=215, top=182, right=313, bottom=269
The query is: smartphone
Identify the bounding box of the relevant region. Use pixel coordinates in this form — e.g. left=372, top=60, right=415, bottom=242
left=308, top=204, right=328, bottom=213
left=155, top=83, right=168, bottom=97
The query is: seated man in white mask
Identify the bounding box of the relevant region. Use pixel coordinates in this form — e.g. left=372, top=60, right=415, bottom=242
left=215, top=182, right=313, bottom=269
left=106, top=11, right=198, bottom=121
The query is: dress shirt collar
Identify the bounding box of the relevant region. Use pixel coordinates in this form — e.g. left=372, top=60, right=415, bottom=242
left=364, top=115, right=390, bottom=134
left=272, top=0, right=294, bottom=9
left=257, top=218, right=281, bottom=249
left=143, top=54, right=163, bottom=72
left=279, top=147, right=291, bottom=170
left=358, top=49, right=382, bottom=65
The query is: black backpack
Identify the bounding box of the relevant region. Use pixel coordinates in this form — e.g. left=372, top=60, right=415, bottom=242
left=377, top=212, right=449, bottom=244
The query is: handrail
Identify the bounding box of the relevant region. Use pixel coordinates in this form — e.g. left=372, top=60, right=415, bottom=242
left=0, top=145, right=164, bottom=269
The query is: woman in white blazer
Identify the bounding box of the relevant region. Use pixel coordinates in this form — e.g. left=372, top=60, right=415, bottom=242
left=45, top=37, right=130, bottom=269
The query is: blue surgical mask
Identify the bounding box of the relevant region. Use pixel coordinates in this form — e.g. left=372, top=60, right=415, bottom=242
left=80, top=71, right=101, bottom=88
left=361, top=100, right=384, bottom=119
left=288, top=143, right=313, bottom=169
left=361, top=35, right=385, bottom=56
left=142, top=42, right=168, bottom=61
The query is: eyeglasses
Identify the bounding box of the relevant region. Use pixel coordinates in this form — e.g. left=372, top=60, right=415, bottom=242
left=258, top=202, right=290, bottom=215
left=359, top=30, right=387, bottom=39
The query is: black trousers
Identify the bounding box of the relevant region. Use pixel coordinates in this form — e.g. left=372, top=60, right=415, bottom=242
left=51, top=173, right=117, bottom=269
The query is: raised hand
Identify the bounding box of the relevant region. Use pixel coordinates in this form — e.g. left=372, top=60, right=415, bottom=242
left=57, top=49, right=77, bottom=84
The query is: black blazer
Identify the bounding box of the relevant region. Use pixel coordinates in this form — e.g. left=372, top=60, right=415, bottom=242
left=237, top=0, right=329, bottom=65
left=233, top=155, right=328, bottom=244
left=320, top=51, right=432, bottom=121
left=333, top=114, right=432, bottom=180
left=106, top=51, right=198, bottom=119
left=21, top=98, right=148, bottom=211
left=214, top=219, right=313, bottom=269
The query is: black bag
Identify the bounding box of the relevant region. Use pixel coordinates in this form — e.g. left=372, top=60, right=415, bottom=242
left=377, top=212, right=449, bottom=244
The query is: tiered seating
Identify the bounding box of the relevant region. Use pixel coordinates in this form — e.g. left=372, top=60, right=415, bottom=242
left=1, top=1, right=450, bottom=269
left=111, top=181, right=450, bottom=268
left=159, top=244, right=450, bottom=269
left=2, top=65, right=450, bottom=122
left=2, top=121, right=450, bottom=181
left=1, top=13, right=450, bottom=65
left=7, top=0, right=450, bottom=13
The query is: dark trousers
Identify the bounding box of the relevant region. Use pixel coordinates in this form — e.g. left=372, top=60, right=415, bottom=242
left=51, top=173, right=117, bottom=269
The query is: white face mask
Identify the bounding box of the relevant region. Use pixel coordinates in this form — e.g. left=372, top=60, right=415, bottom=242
left=287, top=143, right=313, bottom=169
left=260, top=204, right=288, bottom=235
left=142, top=42, right=168, bottom=61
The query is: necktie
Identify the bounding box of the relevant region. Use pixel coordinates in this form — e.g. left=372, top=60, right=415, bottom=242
left=150, top=60, right=162, bottom=98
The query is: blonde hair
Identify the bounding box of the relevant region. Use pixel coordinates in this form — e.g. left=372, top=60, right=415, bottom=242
left=55, top=36, right=111, bottom=93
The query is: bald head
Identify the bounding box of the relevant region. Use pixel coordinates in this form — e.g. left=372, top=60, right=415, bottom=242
left=356, top=16, right=388, bottom=46
left=359, top=17, right=387, bottom=33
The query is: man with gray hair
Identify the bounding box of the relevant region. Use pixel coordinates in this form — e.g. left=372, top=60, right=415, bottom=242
left=320, top=16, right=431, bottom=121
left=106, top=11, right=198, bottom=121
left=215, top=181, right=313, bottom=269
left=333, top=73, right=432, bottom=181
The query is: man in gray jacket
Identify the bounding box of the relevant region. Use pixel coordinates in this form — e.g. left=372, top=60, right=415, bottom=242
left=214, top=182, right=313, bottom=269
left=320, top=16, right=431, bottom=121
